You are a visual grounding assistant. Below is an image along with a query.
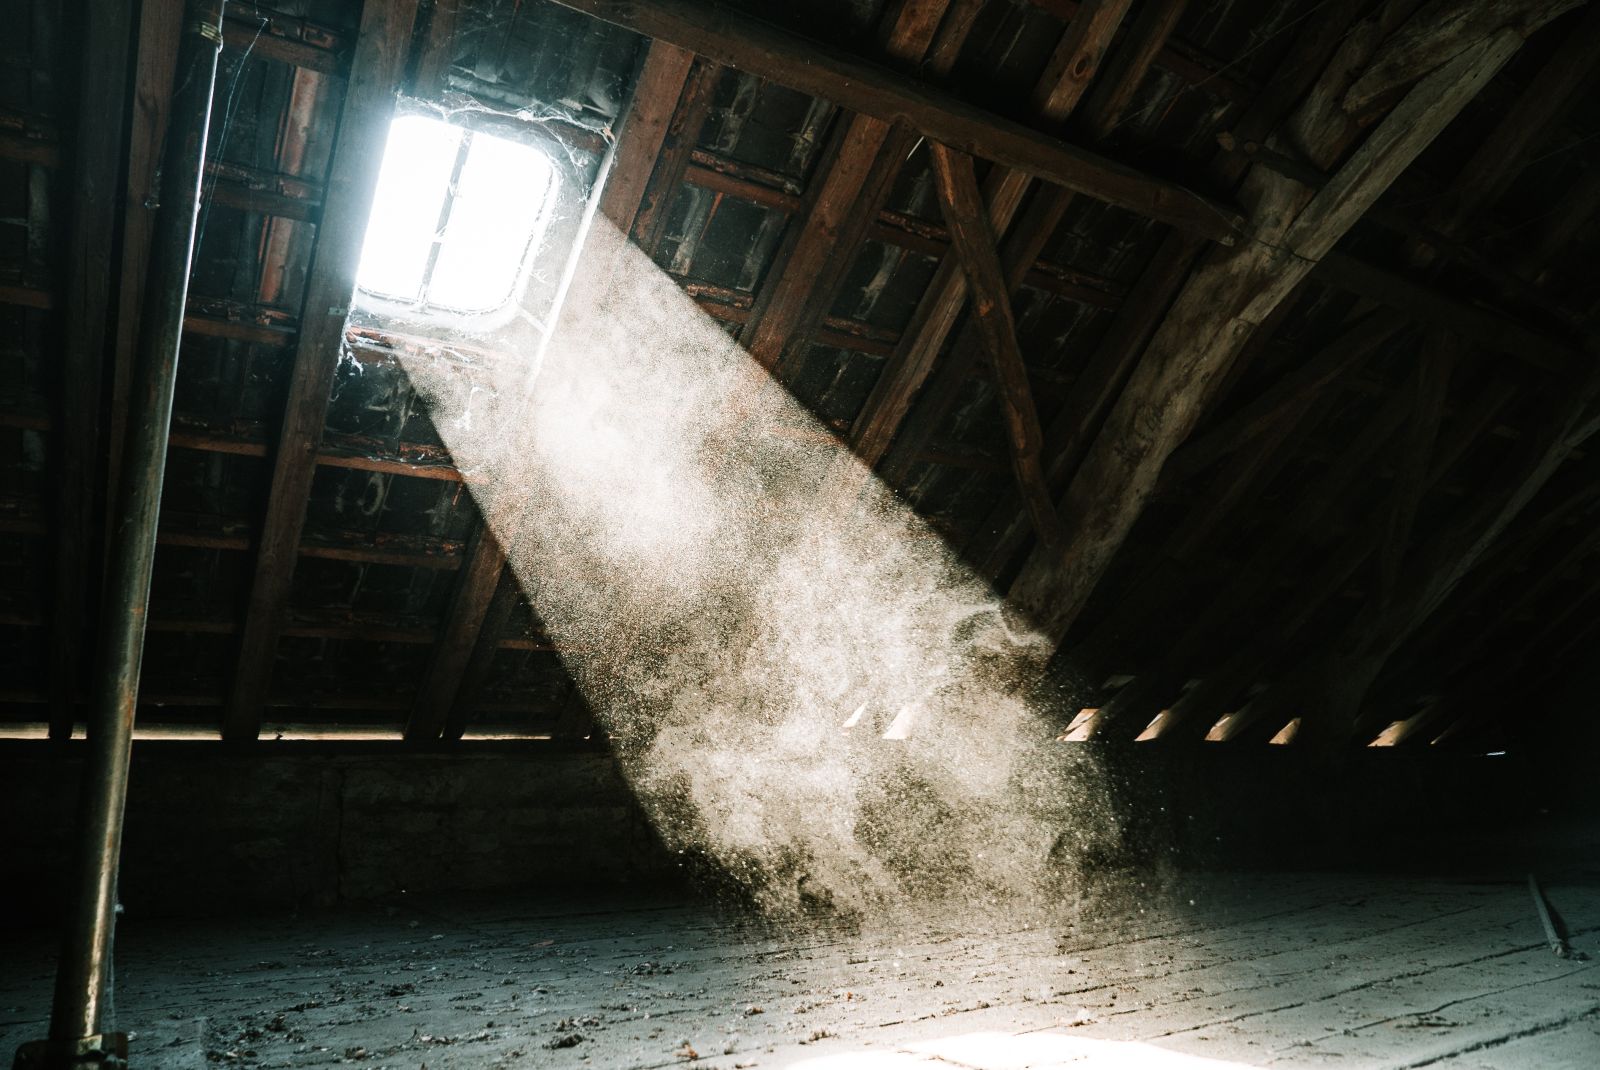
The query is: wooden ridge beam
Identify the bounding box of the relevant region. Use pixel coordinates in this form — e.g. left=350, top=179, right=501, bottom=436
left=224, top=0, right=421, bottom=743
left=1006, top=3, right=1554, bottom=657
left=928, top=142, right=1062, bottom=546
left=549, top=0, right=1242, bottom=243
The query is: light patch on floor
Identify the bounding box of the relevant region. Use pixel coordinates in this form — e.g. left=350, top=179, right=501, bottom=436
left=3, top=872, right=1595, bottom=1069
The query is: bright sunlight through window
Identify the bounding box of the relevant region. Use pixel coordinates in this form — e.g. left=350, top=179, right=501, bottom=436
left=356, top=114, right=556, bottom=316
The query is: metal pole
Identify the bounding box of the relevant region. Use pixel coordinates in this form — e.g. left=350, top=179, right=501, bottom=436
left=23, top=4, right=224, bottom=1065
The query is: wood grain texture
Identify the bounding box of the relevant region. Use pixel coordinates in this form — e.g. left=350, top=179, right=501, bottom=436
left=224, top=0, right=422, bottom=742
left=548, top=0, right=1243, bottom=242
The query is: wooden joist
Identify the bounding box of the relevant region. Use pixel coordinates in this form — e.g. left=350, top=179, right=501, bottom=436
left=223, top=0, right=421, bottom=743
left=548, top=0, right=1243, bottom=243
left=1312, top=252, right=1582, bottom=370
left=1159, top=311, right=1407, bottom=486
left=1006, top=2, right=1558, bottom=658
left=1377, top=331, right=1453, bottom=606
left=739, top=0, right=973, bottom=375
left=1421, top=2, right=1600, bottom=249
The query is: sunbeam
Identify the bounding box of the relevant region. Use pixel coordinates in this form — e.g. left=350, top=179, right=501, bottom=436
left=392, top=217, right=1114, bottom=922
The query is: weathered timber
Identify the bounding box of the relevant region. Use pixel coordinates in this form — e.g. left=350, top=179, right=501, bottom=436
left=1077, top=0, right=1189, bottom=141
left=629, top=57, right=721, bottom=255
left=1006, top=10, right=1543, bottom=657
left=548, top=0, right=1242, bottom=242
left=441, top=568, right=523, bottom=740
left=1420, top=2, right=1600, bottom=253
left=928, top=142, right=1062, bottom=546
left=223, top=0, right=421, bottom=743
left=411, top=0, right=462, bottom=97
left=741, top=0, right=970, bottom=375
left=1378, top=331, right=1453, bottom=606
left=597, top=40, right=696, bottom=235
left=1313, top=251, right=1580, bottom=370
left=405, top=522, right=506, bottom=742
left=846, top=0, right=1138, bottom=483
left=1161, top=311, right=1407, bottom=486
left=1171, top=367, right=1525, bottom=745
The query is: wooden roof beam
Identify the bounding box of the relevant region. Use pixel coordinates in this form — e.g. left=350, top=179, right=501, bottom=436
left=1312, top=251, right=1582, bottom=371
left=955, top=0, right=1369, bottom=582
left=1160, top=310, right=1407, bottom=486
left=1006, top=0, right=1564, bottom=659
left=597, top=40, right=697, bottom=235
left=405, top=36, right=704, bottom=744
left=928, top=142, right=1062, bottom=547
left=740, top=0, right=975, bottom=375
left=549, top=0, right=1242, bottom=243
left=223, top=0, right=421, bottom=743
left=849, top=0, right=1139, bottom=482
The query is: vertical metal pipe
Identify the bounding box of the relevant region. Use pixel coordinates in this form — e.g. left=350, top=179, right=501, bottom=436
left=46, top=0, right=224, bottom=1046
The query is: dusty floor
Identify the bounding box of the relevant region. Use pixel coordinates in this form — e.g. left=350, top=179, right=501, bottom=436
left=2, top=871, right=1596, bottom=1069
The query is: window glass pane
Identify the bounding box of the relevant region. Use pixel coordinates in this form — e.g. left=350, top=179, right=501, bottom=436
left=356, top=116, right=462, bottom=303
left=428, top=132, right=555, bottom=313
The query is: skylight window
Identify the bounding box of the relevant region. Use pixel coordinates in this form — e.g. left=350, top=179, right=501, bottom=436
left=356, top=114, right=556, bottom=317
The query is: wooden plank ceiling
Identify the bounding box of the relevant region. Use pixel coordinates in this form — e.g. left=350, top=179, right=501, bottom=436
left=0, top=0, right=1596, bottom=749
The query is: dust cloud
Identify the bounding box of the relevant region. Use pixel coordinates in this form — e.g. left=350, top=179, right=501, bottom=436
left=398, top=219, right=1119, bottom=923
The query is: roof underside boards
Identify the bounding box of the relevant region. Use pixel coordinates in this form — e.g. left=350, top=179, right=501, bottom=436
left=0, top=0, right=1596, bottom=748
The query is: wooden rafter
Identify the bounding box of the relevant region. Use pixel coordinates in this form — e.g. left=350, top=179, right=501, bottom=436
left=1006, top=1, right=1566, bottom=660
left=927, top=142, right=1061, bottom=546
left=598, top=40, right=697, bottom=235
left=548, top=0, right=1243, bottom=243
left=739, top=0, right=973, bottom=375
left=850, top=0, right=1138, bottom=482
left=223, top=0, right=422, bottom=742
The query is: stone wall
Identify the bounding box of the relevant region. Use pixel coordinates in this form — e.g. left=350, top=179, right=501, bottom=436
left=1, top=745, right=673, bottom=918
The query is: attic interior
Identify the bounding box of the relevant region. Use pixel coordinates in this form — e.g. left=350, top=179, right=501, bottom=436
left=3, top=0, right=1599, bottom=1066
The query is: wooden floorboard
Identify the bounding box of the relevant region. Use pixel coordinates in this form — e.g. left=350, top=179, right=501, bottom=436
left=1, top=874, right=1594, bottom=1068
